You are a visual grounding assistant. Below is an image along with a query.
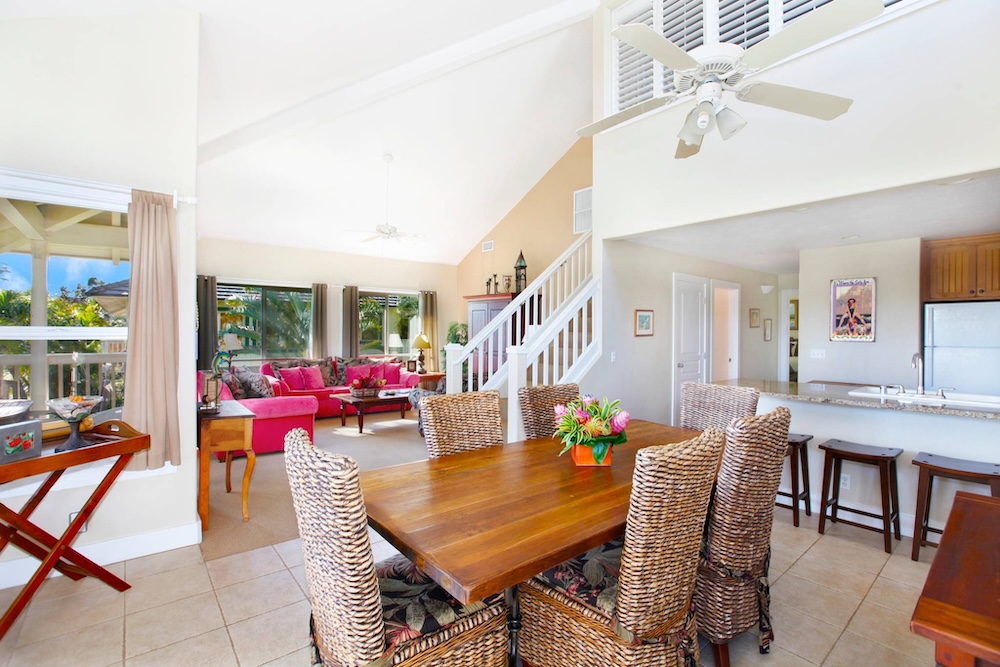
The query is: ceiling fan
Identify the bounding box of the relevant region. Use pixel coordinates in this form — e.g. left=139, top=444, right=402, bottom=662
left=350, top=154, right=423, bottom=244
left=579, top=0, right=884, bottom=158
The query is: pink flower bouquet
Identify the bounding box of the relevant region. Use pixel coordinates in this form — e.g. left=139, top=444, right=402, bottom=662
left=553, top=395, right=630, bottom=465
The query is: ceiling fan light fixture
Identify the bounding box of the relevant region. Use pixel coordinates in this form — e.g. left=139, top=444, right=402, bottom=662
left=716, top=106, right=747, bottom=141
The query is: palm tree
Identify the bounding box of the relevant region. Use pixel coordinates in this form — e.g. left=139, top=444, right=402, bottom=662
left=359, top=297, right=384, bottom=353
left=395, top=295, right=419, bottom=341
left=220, top=288, right=312, bottom=358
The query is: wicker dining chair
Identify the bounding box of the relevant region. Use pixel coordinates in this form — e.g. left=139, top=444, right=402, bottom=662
left=517, top=383, right=580, bottom=439
left=283, top=428, right=508, bottom=667
left=679, top=382, right=760, bottom=431
left=694, top=406, right=792, bottom=667
left=421, top=390, right=503, bottom=458
left=517, top=427, right=726, bottom=667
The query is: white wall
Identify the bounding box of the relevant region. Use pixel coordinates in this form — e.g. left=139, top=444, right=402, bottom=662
left=582, top=240, right=779, bottom=425
left=0, top=13, right=200, bottom=584
left=197, top=238, right=461, bottom=359
left=797, top=238, right=921, bottom=385
left=591, top=0, right=1000, bottom=240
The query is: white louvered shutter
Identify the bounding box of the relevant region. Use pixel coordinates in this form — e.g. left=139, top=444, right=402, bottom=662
left=614, top=0, right=656, bottom=112
left=718, top=0, right=770, bottom=48
left=661, top=0, right=705, bottom=93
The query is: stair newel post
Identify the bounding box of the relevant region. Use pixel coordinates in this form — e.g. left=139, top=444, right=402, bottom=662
left=507, top=344, right=528, bottom=443
left=445, top=343, right=463, bottom=394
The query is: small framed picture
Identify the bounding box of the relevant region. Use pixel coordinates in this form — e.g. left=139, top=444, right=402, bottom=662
left=764, top=318, right=773, bottom=341
left=749, top=308, right=761, bottom=328
left=406, top=360, right=417, bottom=372
left=634, top=309, right=654, bottom=337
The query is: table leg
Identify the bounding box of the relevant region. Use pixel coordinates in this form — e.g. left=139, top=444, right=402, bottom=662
left=225, top=452, right=233, bottom=493
left=505, top=585, right=521, bottom=667
left=340, top=402, right=347, bottom=427
left=199, top=425, right=211, bottom=530
left=399, top=402, right=406, bottom=418
left=357, top=406, right=365, bottom=433
left=241, top=420, right=255, bottom=522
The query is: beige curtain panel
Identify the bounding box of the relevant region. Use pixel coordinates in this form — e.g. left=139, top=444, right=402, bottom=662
left=342, top=285, right=359, bottom=357
left=420, top=291, right=438, bottom=372
left=123, top=190, right=181, bottom=469
left=311, top=283, right=328, bottom=358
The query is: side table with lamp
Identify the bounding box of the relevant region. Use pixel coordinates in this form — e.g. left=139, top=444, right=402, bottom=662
left=413, top=332, right=432, bottom=374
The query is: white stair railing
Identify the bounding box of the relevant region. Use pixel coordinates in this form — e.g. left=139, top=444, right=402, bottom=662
left=446, top=232, right=592, bottom=394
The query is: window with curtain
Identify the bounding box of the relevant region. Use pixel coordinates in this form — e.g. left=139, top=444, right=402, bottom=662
left=217, top=283, right=313, bottom=360
left=358, top=291, right=419, bottom=355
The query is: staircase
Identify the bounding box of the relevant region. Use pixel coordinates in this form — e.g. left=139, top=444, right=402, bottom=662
left=444, top=232, right=600, bottom=441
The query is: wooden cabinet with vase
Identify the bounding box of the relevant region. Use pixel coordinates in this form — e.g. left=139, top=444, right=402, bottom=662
left=922, top=233, right=1000, bottom=302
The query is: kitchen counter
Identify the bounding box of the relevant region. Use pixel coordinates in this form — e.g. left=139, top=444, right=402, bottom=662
left=715, top=379, right=1000, bottom=420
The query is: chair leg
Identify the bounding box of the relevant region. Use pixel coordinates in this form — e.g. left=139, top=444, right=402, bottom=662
left=889, top=459, right=901, bottom=540
left=712, top=641, right=731, bottom=667
left=990, top=479, right=1000, bottom=498
left=818, top=451, right=834, bottom=535
left=800, top=443, right=812, bottom=516
left=789, top=444, right=800, bottom=527
left=878, top=461, right=892, bottom=554
left=912, top=466, right=931, bottom=561
left=830, top=456, right=843, bottom=524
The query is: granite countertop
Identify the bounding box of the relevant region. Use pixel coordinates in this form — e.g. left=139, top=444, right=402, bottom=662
left=715, top=379, right=1000, bottom=421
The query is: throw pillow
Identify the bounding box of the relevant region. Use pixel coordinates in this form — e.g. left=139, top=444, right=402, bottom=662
left=235, top=367, right=275, bottom=398
left=220, top=370, right=246, bottom=400
left=335, top=356, right=375, bottom=386
left=317, top=357, right=336, bottom=386
left=345, top=364, right=373, bottom=386
left=370, top=363, right=386, bottom=383
left=301, top=364, right=325, bottom=390
left=278, top=366, right=306, bottom=391
left=381, top=362, right=402, bottom=384
left=270, top=359, right=303, bottom=376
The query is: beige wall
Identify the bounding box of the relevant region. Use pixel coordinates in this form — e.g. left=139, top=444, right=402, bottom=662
left=797, top=238, right=922, bottom=386
left=198, top=238, right=460, bottom=365
left=0, top=14, right=200, bottom=582
left=456, top=138, right=592, bottom=304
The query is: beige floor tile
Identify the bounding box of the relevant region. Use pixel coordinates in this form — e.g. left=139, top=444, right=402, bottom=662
left=699, top=628, right=816, bottom=667
left=216, top=570, right=305, bottom=625
left=206, top=546, right=284, bottom=589
left=17, top=584, right=124, bottom=646
left=33, top=561, right=126, bottom=603
left=894, top=536, right=937, bottom=564
left=879, top=552, right=932, bottom=589
left=125, top=545, right=204, bottom=582
left=786, top=551, right=877, bottom=599
left=124, top=563, right=213, bottom=614
left=0, top=584, right=26, bottom=655
left=228, top=600, right=311, bottom=667
left=866, top=576, right=922, bottom=615
left=802, top=534, right=890, bottom=575
left=770, top=573, right=862, bottom=629
left=125, top=591, right=225, bottom=658
left=769, top=600, right=841, bottom=665
left=770, top=520, right=821, bottom=553
left=9, top=616, right=123, bottom=667
left=823, top=630, right=926, bottom=667
left=272, top=539, right=303, bottom=568
left=289, top=565, right=309, bottom=598
left=769, top=543, right=802, bottom=580
left=846, top=599, right=935, bottom=663
left=125, top=627, right=237, bottom=667
left=371, top=539, right=401, bottom=564
left=367, top=526, right=387, bottom=544
left=261, top=646, right=313, bottom=666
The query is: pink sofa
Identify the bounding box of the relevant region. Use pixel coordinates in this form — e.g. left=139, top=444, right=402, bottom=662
left=261, top=358, right=420, bottom=419
left=197, top=370, right=318, bottom=456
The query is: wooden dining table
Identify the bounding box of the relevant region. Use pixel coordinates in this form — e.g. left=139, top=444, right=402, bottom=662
left=360, top=418, right=699, bottom=663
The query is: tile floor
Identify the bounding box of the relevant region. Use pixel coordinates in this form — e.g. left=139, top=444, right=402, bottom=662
left=0, top=508, right=935, bottom=666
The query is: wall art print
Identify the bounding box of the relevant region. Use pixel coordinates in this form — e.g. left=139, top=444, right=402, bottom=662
left=830, top=277, right=875, bottom=342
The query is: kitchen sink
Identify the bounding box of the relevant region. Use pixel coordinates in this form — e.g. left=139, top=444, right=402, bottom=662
left=847, top=387, right=1000, bottom=409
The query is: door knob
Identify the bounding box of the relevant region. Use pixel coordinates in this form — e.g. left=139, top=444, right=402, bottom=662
left=677, top=363, right=684, bottom=368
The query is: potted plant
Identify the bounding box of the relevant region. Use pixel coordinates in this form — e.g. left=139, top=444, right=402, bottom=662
left=554, top=395, right=630, bottom=466
left=350, top=375, right=387, bottom=398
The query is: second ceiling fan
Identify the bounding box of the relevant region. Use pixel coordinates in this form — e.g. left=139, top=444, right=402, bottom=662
left=579, top=0, right=884, bottom=158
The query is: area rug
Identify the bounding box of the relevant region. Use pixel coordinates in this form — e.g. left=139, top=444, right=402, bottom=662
left=199, top=411, right=428, bottom=561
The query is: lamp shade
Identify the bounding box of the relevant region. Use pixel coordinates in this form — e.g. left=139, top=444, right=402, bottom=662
left=414, top=333, right=432, bottom=350
left=222, top=333, right=243, bottom=351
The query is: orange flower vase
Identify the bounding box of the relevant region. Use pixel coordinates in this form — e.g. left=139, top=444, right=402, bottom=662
left=571, top=443, right=612, bottom=467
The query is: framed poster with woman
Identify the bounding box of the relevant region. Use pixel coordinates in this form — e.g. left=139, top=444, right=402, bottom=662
left=830, top=277, right=875, bottom=342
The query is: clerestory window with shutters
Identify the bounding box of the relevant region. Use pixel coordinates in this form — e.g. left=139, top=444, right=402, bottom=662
left=611, top=0, right=907, bottom=115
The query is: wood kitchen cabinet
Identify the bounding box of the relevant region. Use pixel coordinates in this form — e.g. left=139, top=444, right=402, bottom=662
left=923, top=233, right=1000, bottom=301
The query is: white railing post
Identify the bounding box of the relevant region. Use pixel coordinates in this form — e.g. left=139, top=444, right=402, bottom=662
left=507, top=344, right=528, bottom=443
left=445, top=343, right=463, bottom=394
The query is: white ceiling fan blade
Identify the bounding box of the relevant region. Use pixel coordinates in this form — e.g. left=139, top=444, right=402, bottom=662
left=577, top=95, right=676, bottom=137
left=612, top=23, right=700, bottom=72
left=741, top=0, right=883, bottom=70
left=675, top=135, right=702, bottom=160
left=361, top=234, right=381, bottom=242
left=737, top=82, right=853, bottom=120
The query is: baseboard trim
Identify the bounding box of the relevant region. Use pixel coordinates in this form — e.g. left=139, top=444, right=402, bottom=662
left=0, top=521, right=201, bottom=589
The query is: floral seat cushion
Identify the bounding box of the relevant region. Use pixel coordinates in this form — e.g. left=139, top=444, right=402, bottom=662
left=534, top=537, right=623, bottom=617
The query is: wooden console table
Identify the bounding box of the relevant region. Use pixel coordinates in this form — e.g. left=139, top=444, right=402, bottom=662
left=198, top=401, right=255, bottom=529
left=0, top=420, right=150, bottom=640
left=910, top=491, right=1000, bottom=667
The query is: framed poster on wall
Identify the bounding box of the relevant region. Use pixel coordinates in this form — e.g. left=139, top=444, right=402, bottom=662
left=830, top=277, right=875, bottom=342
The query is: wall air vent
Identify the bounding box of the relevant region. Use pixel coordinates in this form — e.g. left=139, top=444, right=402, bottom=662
left=482, top=240, right=494, bottom=252
left=574, top=187, right=593, bottom=234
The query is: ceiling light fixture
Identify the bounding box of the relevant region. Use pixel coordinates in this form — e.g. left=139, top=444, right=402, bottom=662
left=938, top=177, right=975, bottom=186
left=787, top=206, right=811, bottom=212
left=841, top=234, right=860, bottom=240
left=760, top=285, right=775, bottom=294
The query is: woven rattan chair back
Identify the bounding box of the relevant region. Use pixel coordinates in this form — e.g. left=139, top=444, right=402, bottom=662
left=615, top=427, right=726, bottom=640
left=694, top=406, right=792, bottom=659
left=421, top=390, right=503, bottom=458
left=283, top=428, right=386, bottom=665
left=517, top=383, right=580, bottom=439
left=679, top=382, right=760, bottom=432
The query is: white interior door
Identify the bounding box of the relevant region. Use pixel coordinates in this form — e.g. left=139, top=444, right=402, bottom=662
left=673, top=273, right=709, bottom=425
left=711, top=281, right=741, bottom=381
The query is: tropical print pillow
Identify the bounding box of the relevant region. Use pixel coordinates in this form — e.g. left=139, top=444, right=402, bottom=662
left=534, top=537, right=623, bottom=616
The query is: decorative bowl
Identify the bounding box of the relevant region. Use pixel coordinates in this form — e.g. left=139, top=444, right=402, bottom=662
left=47, top=396, right=104, bottom=423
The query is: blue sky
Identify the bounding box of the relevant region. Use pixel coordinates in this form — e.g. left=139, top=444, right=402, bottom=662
left=0, top=252, right=130, bottom=295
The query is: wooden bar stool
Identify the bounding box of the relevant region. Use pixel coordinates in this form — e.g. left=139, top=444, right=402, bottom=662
left=775, top=433, right=813, bottom=527
left=910, top=452, right=1000, bottom=561
left=817, top=439, right=903, bottom=554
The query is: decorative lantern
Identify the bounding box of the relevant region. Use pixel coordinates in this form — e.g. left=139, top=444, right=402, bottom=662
left=514, top=251, right=527, bottom=294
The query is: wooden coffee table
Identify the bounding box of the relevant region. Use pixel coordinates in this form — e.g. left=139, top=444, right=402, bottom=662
left=331, top=392, right=411, bottom=433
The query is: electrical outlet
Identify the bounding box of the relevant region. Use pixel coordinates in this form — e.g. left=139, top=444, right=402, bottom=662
left=810, top=349, right=826, bottom=359
left=610, top=352, right=616, bottom=363
left=840, top=473, right=851, bottom=490
left=69, top=511, right=87, bottom=533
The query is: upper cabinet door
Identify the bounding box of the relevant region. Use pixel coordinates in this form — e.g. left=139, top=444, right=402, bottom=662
left=926, top=242, right=977, bottom=300
left=977, top=239, right=1000, bottom=299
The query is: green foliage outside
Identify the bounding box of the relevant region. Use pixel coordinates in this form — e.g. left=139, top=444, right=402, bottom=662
left=359, top=296, right=385, bottom=354
left=219, top=288, right=312, bottom=359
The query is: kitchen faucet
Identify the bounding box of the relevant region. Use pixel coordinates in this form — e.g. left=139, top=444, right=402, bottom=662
left=911, top=352, right=924, bottom=395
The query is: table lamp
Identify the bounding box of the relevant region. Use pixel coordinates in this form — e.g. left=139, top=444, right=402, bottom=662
left=413, top=333, right=431, bottom=374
